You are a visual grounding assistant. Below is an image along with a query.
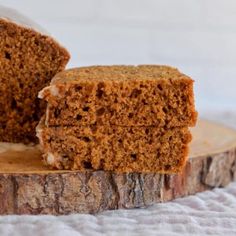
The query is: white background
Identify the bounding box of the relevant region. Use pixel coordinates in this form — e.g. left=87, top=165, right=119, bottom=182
left=2, top=0, right=236, bottom=115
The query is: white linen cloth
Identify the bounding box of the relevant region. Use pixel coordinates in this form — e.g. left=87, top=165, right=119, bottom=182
left=0, top=182, right=236, bottom=236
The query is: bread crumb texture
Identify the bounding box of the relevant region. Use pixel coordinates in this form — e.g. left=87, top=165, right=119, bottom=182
left=38, top=122, right=192, bottom=173
left=0, top=18, right=70, bottom=143
left=40, top=65, right=197, bottom=127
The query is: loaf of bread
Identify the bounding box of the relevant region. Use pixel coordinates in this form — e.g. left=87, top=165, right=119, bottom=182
left=38, top=65, right=197, bottom=173
left=0, top=8, right=70, bottom=143
left=39, top=65, right=197, bottom=127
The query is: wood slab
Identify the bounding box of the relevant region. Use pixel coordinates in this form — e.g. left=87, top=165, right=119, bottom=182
left=0, top=120, right=236, bottom=215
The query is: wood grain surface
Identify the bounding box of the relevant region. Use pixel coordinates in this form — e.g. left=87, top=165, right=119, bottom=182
left=0, top=120, right=236, bottom=215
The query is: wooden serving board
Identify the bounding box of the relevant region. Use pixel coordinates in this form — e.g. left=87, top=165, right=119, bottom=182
left=0, top=120, right=236, bottom=215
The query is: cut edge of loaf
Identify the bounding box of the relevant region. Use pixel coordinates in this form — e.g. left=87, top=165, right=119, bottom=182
left=0, top=18, right=70, bottom=143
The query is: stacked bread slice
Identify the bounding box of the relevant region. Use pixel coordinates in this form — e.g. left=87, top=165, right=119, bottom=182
left=37, top=65, right=197, bottom=173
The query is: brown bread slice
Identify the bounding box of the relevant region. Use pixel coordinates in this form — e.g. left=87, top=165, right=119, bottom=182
left=39, top=65, right=197, bottom=128
left=37, top=120, right=192, bottom=173
left=0, top=17, right=70, bottom=143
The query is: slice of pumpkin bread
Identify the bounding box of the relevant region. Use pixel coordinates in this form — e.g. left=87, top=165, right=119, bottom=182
left=37, top=120, right=192, bottom=173
left=39, top=65, right=197, bottom=128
